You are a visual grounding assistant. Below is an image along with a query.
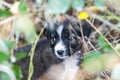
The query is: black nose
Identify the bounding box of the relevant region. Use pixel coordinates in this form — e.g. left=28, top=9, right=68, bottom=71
left=57, top=50, right=64, bottom=56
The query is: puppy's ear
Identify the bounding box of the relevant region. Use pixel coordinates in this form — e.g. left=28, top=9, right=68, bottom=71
left=81, top=21, right=92, bottom=37
left=71, top=21, right=92, bottom=37
left=43, top=22, right=52, bottom=39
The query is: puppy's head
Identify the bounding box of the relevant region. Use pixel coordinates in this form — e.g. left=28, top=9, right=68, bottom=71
left=45, top=19, right=82, bottom=59
left=45, top=20, right=70, bottom=59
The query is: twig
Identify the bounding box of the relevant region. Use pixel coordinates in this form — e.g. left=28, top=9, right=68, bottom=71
left=87, top=38, right=97, bottom=51
left=84, top=47, right=101, bottom=55
left=80, top=21, right=89, bottom=52
left=0, top=0, right=12, bottom=8
left=103, top=71, right=112, bottom=80
left=0, top=16, right=16, bottom=25
left=7, top=19, right=15, bottom=39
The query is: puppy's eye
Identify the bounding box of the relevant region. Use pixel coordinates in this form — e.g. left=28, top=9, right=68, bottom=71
left=68, top=36, right=77, bottom=40
left=51, top=38, right=54, bottom=44
left=50, top=35, right=56, bottom=44
left=52, top=37, right=56, bottom=42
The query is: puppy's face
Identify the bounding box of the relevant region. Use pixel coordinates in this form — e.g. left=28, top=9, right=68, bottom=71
left=45, top=20, right=81, bottom=59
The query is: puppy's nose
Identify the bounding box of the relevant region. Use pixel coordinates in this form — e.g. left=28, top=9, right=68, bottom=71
left=57, top=50, right=64, bottom=56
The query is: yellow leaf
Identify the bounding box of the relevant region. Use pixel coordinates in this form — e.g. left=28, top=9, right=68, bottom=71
left=78, top=11, right=89, bottom=20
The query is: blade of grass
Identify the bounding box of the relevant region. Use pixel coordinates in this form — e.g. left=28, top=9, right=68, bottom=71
left=27, top=25, right=46, bottom=80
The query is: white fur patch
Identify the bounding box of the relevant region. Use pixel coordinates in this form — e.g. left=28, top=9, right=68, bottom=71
left=57, top=25, right=63, bottom=38
left=54, top=40, right=68, bottom=59
left=62, top=54, right=79, bottom=80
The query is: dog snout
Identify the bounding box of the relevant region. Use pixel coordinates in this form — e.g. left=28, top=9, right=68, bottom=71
left=57, top=50, right=64, bottom=56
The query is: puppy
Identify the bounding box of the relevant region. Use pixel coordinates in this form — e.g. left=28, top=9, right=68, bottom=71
left=14, top=19, right=91, bottom=80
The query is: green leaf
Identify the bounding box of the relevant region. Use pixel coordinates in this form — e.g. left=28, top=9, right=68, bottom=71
left=98, top=35, right=108, bottom=48
left=12, top=64, right=22, bottom=80
left=0, top=51, right=9, bottom=63
left=72, top=0, right=84, bottom=11
left=84, top=51, right=102, bottom=61
left=98, top=35, right=105, bottom=47
left=98, top=35, right=112, bottom=53
left=83, top=58, right=104, bottom=73
left=46, top=0, right=71, bottom=15
left=4, top=40, right=15, bottom=51
left=15, top=52, right=27, bottom=60
left=95, top=0, right=105, bottom=11
left=0, top=9, right=12, bottom=17
left=102, top=44, right=113, bottom=53
left=18, top=0, right=27, bottom=14
left=0, top=39, right=9, bottom=54
left=14, top=15, right=37, bottom=43
left=83, top=51, right=105, bottom=73
left=0, top=71, right=10, bottom=80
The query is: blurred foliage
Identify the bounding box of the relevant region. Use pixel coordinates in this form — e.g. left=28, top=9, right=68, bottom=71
left=12, top=64, right=22, bottom=80
left=0, top=0, right=35, bottom=79
left=94, top=0, right=105, bottom=11
left=45, top=0, right=70, bottom=15
left=45, top=0, right=84, bottom=15
left=0, top=72, right=10, bottom=80
left=0, top=39, right=26, bottom=80
left=18, top=0, right=27, bottom=15
left=15, top=52, right=27, bottom=60
left=0, top=51, right=9, bottom=63
left=45, top=0, right=105, bottom=15
left=83, top=35, right=119, bottom=75
left=0, top=9, right=12, bottom=17
left=98, top=35, right=113, bottom=53
left=83, top=51, right=105, bottom=73
left=13, top=15, right=37, bottom=43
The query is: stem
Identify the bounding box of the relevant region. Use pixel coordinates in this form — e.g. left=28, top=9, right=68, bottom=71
left=27, top=26, right=45, bottom=80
